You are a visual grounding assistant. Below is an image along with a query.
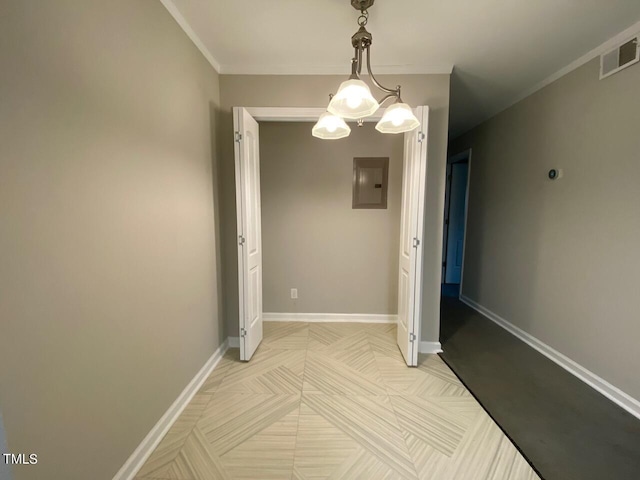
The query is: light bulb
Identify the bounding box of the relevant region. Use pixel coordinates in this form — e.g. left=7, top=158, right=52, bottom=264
left=324, top=116, right=340, bottom=132
left=347, top=95, right=362, bottom=109
left=327, top=79, right=379, bottom=119
left=312, top=112, right=351, bottom=140
left=391, top=115, right=404, bottom=127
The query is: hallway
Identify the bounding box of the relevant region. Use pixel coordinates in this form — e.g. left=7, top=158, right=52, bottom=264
left=440, top=297, right=640, bottom=480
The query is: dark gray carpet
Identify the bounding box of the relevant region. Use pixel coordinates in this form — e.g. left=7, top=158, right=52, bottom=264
left=439, top=296, right=640, bottom=480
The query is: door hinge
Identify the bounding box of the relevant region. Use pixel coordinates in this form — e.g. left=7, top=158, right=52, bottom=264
left=234, top=131, right=243, bottom=143
left=417, top=131, right=425, bottom=143
left=238, top=235, right=246, bottom=245
left=409, top=333, right=417, bottom=342
left=240, top=328, right=247, bottom=338
left=412, top=237, right=420, bottom=248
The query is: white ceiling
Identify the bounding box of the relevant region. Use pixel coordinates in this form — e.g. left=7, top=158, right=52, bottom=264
left=165, top=0, right=640, bottom=137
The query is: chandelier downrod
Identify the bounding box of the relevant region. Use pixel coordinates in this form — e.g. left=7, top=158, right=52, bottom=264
left=348, top=4, right=401, bottom=104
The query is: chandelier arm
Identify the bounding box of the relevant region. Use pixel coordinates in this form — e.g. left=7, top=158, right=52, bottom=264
left=377, top=93, right=399, bottom=106
left=365, top=46, right=400, bottom=95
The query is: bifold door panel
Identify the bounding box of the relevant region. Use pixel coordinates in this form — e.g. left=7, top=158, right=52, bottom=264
left=233, top=107, right=263, bottom=361
left=396, top=106, right=429, bottom=367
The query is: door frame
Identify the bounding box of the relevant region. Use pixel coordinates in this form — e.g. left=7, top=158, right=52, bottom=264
left=244, top=107, right=384, bottom=122
left=233, top=106, right=430, bottom=361
left=444, top=148, right=472, bottom=298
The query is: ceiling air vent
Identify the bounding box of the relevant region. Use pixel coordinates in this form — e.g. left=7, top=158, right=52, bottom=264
left=600, top=36, right=639, bottom=79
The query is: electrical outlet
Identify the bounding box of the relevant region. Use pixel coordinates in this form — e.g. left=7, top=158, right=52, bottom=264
left=291, top=288, right=298, bottom=299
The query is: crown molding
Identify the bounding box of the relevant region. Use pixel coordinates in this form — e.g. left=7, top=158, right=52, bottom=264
left=474, top=19, right=640, bottom=132
left=219, top=64, right=454, bottom=75
left=159, top=0, right=452, bottom=77
left=159, top=0, right=222, bottom=73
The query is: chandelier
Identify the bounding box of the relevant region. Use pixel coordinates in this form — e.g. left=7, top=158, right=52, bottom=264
left=313, top=0, right=420, bottom=140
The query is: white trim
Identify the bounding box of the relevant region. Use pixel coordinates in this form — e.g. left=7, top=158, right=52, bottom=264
left=447, top=150, right=471, bottom=165
left=113, top=339, right=229, bottom=480
left=476, top=20, right=640, bottom=132
left=220, top=64, right=454, bottom=75
left=419, top=341, right=443, bottom=354
left=456, top=149, right=472, bottom=295
left=443, top=148, right=471, bottom=287
left=228, top=337, right=240, bottom=348
left=459, top=295, right=640, bottom=420
left=263, top=312, right=397, bottom=324
left=159, top=0, right=222, bottom=73
left=244, top=107, right=384, bottom=122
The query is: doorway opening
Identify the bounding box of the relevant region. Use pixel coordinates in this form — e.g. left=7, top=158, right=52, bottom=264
left=441, top=149, right=471, bottom=298
left=233, top=107, right=430, bottom=366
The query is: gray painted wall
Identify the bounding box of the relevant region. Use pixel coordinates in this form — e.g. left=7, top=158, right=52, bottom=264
left=219, top=74, right=451, bottom=342
left=450, top=57, right=640, bottom=400
left=0, top=2, right=223, bottom=479
left=260, top=122, right=403, bottom=314
left=0, top=412, right=12, bottom=480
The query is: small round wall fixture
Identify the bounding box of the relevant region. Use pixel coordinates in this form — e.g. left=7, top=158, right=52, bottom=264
left=548, top=169, right=563, bottom=180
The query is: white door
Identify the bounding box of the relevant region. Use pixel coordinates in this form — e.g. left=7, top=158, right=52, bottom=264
left=233, top=107, right=263, bottom=361
left=444, top=162, right=468, bottom=284
left=397, top=106, right=429, bottom=367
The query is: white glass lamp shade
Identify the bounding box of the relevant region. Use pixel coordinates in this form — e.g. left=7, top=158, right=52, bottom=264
left=312, top=112, right=351, bottom=140
left=327, top=79, right=380, bottom=119
left=375, top=102, right=420, bottom=134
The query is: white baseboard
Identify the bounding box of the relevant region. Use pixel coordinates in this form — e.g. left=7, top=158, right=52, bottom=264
left=262, top=313, right=442, bottom=351
left=228, top=337, right=240, bottom=348
left=419, top=341, right=443, bottom=354
left=263, top=312, right=397, bottom=324
left=459, top=295, right=640, bottom=420
left=113, top=338, right=230, bottom=480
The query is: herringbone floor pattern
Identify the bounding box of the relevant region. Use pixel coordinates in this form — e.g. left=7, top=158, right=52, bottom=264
left=135, top=322, right=539, bottom=480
